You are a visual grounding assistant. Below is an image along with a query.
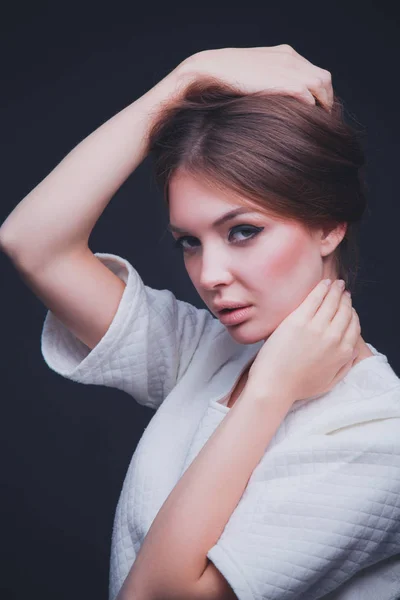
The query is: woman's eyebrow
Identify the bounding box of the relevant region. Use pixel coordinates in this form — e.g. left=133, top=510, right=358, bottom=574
left=167, top=208, right=256, bottom=234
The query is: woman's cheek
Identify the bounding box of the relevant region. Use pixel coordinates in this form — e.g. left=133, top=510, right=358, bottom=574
left=258, top=236, right=317, bottom=305
left=258, top=236, right=302, bottom=281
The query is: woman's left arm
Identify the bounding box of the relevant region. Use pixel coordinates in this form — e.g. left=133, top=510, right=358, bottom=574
left=115, top=383, right=293, bottom=600
left=116, top=281, right=364, bottom=599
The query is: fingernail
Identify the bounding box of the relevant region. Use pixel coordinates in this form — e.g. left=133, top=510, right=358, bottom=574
left=323, top=279, right=332, bottom=286
left=344, top=290, right=351, bottom=297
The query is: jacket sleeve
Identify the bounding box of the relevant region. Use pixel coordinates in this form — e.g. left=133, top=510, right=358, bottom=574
left=206, top=415, right=400, bottom=600
left=40, top=252, right=223, bottom=410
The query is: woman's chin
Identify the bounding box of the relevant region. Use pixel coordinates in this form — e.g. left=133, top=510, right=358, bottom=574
left=226, top=321, right=271, bottom=345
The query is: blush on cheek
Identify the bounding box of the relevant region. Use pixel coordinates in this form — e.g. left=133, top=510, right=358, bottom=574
left=259, top=232, right=317, bottom=303
left=261, top=231, right=307, bottom=279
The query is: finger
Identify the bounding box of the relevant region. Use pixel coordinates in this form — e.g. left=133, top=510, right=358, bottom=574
left=289, top=86, right=317, bottom=106
left=266, top=80, right=317, bottom=106
left=328, top=290, right=354, bottom=338
left=287, top=64, right=332, bottom=111
left=341, top=306, right=361, bottom=350
left=286, top=60, right=333, bottom=111
left=306, top=71, right=333, bottom=111
left=319, top=69, right=334, bottom=108
left=291, top=279, right=332, bottom=322
left=310, top=83, right=331, bottom=111
left=279, top=51, right=334, bottom=110
left=261, top=48, right=332, bottom=110
left=282, top=65, right=333, bottom=111
left=312, top=280, right=346, bottom=325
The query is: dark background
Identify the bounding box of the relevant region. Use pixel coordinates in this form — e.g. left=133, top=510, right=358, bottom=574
left=2, top=3, right=400, bottom=599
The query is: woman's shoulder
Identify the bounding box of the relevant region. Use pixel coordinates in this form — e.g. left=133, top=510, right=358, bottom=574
left=342, top=340, right=400, bottom=396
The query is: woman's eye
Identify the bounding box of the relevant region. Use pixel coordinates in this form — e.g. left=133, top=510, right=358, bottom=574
left=231, top=227, right=259, bottom=243
left=173, top=225, right=263, bottom=252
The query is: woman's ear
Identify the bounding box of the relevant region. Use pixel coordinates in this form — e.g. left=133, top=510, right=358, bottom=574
left=319, top=222, right=347, bottom=258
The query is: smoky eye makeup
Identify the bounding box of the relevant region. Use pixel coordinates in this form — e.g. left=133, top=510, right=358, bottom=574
left=172, top=224, right=264, bottom=253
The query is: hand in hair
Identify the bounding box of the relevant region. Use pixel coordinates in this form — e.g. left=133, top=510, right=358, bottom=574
left=247, top=279, right=361, bottom=405
left=180, top=44, right=333, bottom=111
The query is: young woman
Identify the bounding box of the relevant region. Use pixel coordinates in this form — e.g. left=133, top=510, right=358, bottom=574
left=1, top=46, right=400, bottom=600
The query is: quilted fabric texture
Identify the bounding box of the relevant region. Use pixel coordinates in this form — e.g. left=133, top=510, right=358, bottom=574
left=41, top=252, right=221, bottom=410
left=40, top=252, right=400, bottom=600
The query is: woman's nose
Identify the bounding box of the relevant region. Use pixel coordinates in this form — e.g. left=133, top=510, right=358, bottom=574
left=199, top=258, right=234, bottom=289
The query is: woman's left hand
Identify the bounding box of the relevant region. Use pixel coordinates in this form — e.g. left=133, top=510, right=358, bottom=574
left=247, top=279, right=361, bottom=406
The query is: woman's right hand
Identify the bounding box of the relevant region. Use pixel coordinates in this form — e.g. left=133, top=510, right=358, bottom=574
left=178, top=45, right=333, bottom=111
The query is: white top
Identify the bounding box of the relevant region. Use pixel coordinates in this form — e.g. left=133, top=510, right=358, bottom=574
left=40, top=252, right=400, bottom=600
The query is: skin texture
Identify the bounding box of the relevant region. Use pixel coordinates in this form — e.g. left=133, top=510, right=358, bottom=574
left=168, top=169, right=373, bottom=372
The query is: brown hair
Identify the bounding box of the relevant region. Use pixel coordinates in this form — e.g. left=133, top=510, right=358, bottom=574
left=147, top=77, right=369, bottom=294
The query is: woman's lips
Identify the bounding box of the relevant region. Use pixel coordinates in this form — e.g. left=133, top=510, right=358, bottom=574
left=218, top=305, right=253, bottom=325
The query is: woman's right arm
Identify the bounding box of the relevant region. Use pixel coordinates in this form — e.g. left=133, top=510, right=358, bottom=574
left=0, top=61, right=193, bottom=265
left=0, top=60, right=195, bottom=350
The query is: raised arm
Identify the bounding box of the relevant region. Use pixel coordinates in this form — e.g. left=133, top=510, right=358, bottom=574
left=0, top=58, right=196, bottom=350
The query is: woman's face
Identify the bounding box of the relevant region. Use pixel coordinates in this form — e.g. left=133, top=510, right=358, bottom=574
left=168, top=170, right=344, bottom=345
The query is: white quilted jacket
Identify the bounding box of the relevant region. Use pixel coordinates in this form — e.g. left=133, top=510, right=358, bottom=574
left=40, top=252, right=400, bottom=600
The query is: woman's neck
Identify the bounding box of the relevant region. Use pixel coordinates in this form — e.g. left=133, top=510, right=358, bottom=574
left=353, top=336, right=374, bottom=365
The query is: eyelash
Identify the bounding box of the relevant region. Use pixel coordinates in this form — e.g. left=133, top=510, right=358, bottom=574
left=173, top=225, right=264, bottom=253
